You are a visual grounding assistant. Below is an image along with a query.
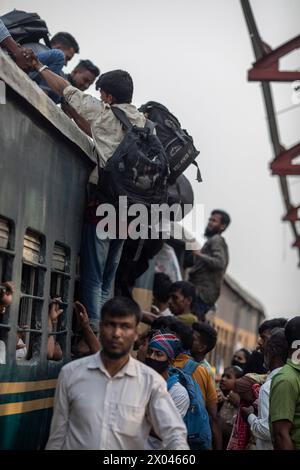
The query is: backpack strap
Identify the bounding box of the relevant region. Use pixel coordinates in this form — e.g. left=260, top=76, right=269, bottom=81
left=182, top=358, right=200, bottom=376
left=112, top=106, right=156, bottom=134
left=166, top=372, right=179, bottom=391
left=182, top=359, right=206, bottom=408
left=110, top=106, right=132, bottom=130
left=192, top=161, right=202, bottom=182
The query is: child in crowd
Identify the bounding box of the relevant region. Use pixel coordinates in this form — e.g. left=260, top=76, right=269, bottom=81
left=218, top=366, right=243, bottom=449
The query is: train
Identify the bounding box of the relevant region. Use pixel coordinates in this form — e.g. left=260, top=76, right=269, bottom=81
left=0, top=49, right=94, bottom=449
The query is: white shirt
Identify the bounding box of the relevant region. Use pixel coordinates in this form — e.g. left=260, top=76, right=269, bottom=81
left=247, top=367, right=282, bottom=450
left=46, top=352, right=189, bottom=450
left=63, top=86, right=146, bottom=184
left=169, top=381, right=190, bottom=417
left=0, top=339, right=27, bottom=364
left=160, top=307, right=173, bottom=317
left=16, top=338, right=27, bottom=360
left=146, top=380, right=189, bottom=450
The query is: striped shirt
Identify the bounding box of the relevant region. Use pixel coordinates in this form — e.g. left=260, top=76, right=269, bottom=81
left=0, top=19, right=10, bottom=44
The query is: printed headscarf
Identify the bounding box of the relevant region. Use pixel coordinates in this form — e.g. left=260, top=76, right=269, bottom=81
left=148, top=330, right=182, bottom=360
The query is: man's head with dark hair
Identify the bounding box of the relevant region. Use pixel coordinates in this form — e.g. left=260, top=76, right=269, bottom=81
left=50, top=32, right=79, bottom=64
left=153, top=273, right=172, bottom=305
left=285, top=316, right=300, bottom=352
left=101, top=296, right=141, bottom=325
left=258, top=318, right=288, bottom=335
left=95, top=70, right=133, bottom=104
left=257, top=317, right=288, bottom=354
left=152, top=317, right=193, bottom=351
left=100, top=297, right=141, bottom=360
left=169, top=281, right=196, bottom=317
left=191, top=322, right=217, bottom=360
left=264, top=327, right=289, bottom=370
left=70, top=60, right=100, bottom=91
left=204, top=210, right=231, bottom=237
left=152, top=315, right=176, bottom=331
left=243, top=350, right=267, bottom=375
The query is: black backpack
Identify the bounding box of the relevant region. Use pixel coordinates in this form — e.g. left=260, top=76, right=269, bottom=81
left=97, top=107, right=169, bottom=207
left=1, top=10, right=51, bottom=46
left=139, top=101, right=201, bottom=184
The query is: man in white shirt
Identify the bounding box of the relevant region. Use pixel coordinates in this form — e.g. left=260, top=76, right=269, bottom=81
left=241, top=328, right=288, bottom=450
left=46, top=297, right=189, bottom=450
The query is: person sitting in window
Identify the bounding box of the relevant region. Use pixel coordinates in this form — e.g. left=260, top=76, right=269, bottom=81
left=16, top=324, right=28, bottom=360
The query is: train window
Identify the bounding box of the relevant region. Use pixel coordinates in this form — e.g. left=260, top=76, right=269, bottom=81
left=48, top=243, right=70, bottom=361
left=17, top=230, right=45, bottom=362
left=0, top=217, right=15, bottom=365
left=0, top=218, right=9, bottom=281
left=0, top=217, right=14, bottom=282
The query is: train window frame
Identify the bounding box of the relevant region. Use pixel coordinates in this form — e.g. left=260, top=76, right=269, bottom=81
left=17, top=229, right=46, bottom=363
left=48, top=242, right=71, bottom=361
left=0, top=216, right=15, bottom=366
left=0, top=216, right=15, bottom=282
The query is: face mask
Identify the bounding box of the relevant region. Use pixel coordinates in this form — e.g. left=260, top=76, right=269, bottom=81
left=145, top=357, right=169, bottom=374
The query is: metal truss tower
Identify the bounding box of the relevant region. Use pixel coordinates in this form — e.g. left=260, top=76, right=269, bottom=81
left=241, top=0, right=300, bottom=266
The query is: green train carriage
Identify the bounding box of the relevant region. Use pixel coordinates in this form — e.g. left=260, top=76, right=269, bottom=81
left=0, top=49, right=94, bottom=449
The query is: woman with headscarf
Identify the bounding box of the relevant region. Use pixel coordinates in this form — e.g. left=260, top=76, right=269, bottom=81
left=144, top=330, right=190, bottom=449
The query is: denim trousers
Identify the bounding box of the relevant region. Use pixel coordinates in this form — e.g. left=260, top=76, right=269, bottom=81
left=80, top=223, right=125, bottom=331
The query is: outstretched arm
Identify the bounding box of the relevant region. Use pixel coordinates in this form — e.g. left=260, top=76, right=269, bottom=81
left=47, top=299, right=63, bottom=360
left=61, top=100, right=92, bottom=137
left=0, top=19, right=32, bottom=70
left=74, top=301, right=100, bottom=354
left=28, top=54, right=70, bottom=97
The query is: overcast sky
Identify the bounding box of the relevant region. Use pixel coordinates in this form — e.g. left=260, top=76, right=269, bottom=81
left=1, top=0, right=299, bottom=318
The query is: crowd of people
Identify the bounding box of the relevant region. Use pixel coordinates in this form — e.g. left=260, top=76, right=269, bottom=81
left=1, top=14, right=300, bottom=451
left=44, top=292, right=300, bottom=450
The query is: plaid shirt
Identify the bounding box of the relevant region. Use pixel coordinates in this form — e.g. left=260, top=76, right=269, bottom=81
left=0, top=19, right=11, bottom=43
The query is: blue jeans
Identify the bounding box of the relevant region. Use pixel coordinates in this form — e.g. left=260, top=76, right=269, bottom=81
left=29, top=49, right=65, bottom=103
left=80, top=223, right=124, bottom=331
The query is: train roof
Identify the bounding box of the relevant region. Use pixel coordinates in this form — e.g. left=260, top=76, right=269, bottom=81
left=0, top=49, right=95, bottom=166
left=223, top=273, right=265, bottom=316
